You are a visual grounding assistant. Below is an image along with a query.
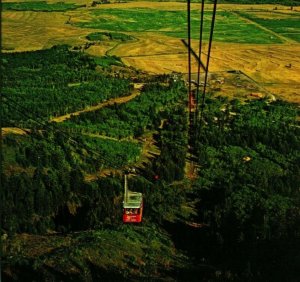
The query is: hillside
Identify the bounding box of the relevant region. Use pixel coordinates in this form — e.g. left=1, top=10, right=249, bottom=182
left=2, top=1, right=300, bottom=281
left=2, top=45, right=300, bottom=281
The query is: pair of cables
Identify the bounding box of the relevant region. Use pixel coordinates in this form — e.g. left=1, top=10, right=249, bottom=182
left=186, top=0, right=218, bottom=133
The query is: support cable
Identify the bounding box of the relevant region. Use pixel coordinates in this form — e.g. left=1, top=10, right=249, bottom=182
left=195, top=0, right=205, bottom=129
left=198, top=0, right=218, bottom=133
left=187, top=0, right=192, bottom=116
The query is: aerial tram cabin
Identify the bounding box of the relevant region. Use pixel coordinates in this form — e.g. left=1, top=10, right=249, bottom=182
left=189, top=91, right=196, bottom=112
left=123, top=173, right=143, bottom=223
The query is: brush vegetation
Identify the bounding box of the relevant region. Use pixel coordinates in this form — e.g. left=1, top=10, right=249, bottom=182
left=2, top=225, right=187, bottom=281
left=86, top=32, right=135, bottom=42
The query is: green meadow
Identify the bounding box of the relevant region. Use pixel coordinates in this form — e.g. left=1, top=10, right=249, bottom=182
left=76, top=9, right=287, bottom=44
left=2, top=1, right=83, bottom=11
left=236, top=10, right=300, bottom=42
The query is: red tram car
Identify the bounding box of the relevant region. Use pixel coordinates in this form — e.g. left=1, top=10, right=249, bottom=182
left=123, top=174, right=143, bottom=223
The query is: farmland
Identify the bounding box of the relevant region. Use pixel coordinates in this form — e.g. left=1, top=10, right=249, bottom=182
left=76, top=8, right=284, bottom=44
left=3, top=1, right=299, bottom=102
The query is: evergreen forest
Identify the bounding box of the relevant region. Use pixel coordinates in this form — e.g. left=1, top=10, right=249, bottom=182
left=2, top=45, right=132, bottom=125
left=1, top=45, right=300, bottom=281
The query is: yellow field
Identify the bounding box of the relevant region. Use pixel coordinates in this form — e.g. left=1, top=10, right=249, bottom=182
left=113, top=34, right=300, bottom=102
left=2, top=11, right=90, bottom=51
left=2, top=1, right=300, bottom=103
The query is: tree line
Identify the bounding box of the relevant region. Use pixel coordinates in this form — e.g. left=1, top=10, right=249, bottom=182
left=219, top=0, right=300, bottom=5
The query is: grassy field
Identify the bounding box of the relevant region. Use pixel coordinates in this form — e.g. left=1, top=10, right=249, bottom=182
left=76, top=8, right=284, bottom=44
left=2, top=10, right=90, bottom=51
left=2, top=1, right=84, bottom=11
left=236, top=10, right=300, bottom=42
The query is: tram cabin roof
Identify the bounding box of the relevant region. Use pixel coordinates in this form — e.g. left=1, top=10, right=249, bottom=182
left=123, top=191, right=143, bottom=209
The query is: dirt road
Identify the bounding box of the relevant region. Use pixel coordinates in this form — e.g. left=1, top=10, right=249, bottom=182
left=51, top=83, right=144, bottom=123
